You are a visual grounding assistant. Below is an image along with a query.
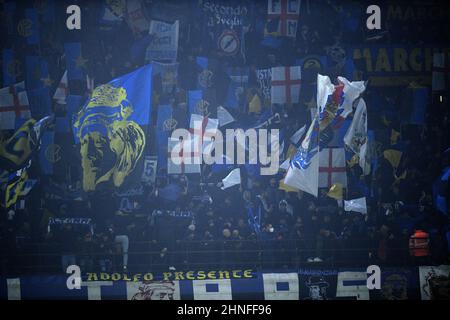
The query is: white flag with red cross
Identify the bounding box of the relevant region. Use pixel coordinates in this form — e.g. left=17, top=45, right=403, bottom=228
left=432, top=52, right=450, bottom=92
left=0, top=81, right=25, bottom=95
left=167, top=136, right=201, bottom=174
left=189, top=113, right=219, bottom=155
left=271, top=66, right=301, bottom=105
left=0, top=91, right=31, bottom=130
left=319, top=147, right=347, bottom=189
left=53, top=70, right=69, bottom=104
left=266, top=0, right=300, bottom=38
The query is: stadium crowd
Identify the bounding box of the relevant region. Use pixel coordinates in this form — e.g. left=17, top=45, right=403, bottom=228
left=0, top=0, right=449, bottom=275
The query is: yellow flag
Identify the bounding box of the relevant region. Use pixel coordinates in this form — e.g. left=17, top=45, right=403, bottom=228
left=327, top=183, right=343, bottom=200
left=383, top=149, right=402, bottom=169
left=390, top=129, right=400, bottom=145
left=279, top=179, right=299, bottom=193
left=5, top=170, right=28, bottom=208
left=248, top=94, right=262, bottom=114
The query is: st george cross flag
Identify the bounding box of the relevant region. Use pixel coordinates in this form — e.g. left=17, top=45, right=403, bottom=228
left=271, top=66, right=301, bottom=105
left=344, top=98, right=370, bottom=175
left=265, top=0, right=300, bottom=38
left=319, top=148, right=347, bottom=189
left=0, top=82, right=25, bottom=95
left=167, top=136, right=201, bottom=174
left=0, top=91, right=30, bottom=130
left=189, top=113, right=219, bottom=155
left=53, top=71, right=69, bottom=104
left=344, top=197, right=367, bottom=214
left=284, top=115, right=320, bottom=197
left=432, top=52, right=450, bottom=92
left=221, top=168, right=241, bottom=190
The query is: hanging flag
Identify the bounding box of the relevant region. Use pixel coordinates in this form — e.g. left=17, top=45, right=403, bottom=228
left=72, top=64, right=153, bottom=191
left=188, top=89, right=215, bottom=118
left=22, top=8, right=40, bottom=45
left=265, top=0, right=300, bottom=38
left=284, top=115, right=320, bottom=197
left=344, top=197, right=367, bottom=214
left=167, top=136, right=201, bottom=174
left=344, top=98, right=370, bottom=175
left=221, top=168, right=241, bottom=190
left=196, top=56, right=217, bottom=90
left=64, top=42, right=87, bottom=81
left=0, top=91, right=31, bottom=130
left=25, top=56, right=50, bottom=91
left=256, top=68, right=272, bottom=105
left=271, top=66, right=301, bottom=105
left=146, top=19, right=179, bottom=62
left=125, top=0, right=149, bottom=34
left=327, top=183, right=343, bottom=200
left=319, top=147, right=347, bottom=189
left=200, top=0, right=249, bottom=58
left=225, top=67, right=249, bottom=109
left=432, top=52, right=450, bottom=92
left=156, top=104, right=176, bottom=169
left=217, top=106, right=235, bottom=127
left=53, top=70, right=69, bottom=104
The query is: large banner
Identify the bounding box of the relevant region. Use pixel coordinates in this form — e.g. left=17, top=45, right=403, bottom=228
left=200, top=0, right=250, bottom=58
left=0, top=267, right=443, bottom=300
left=351, top=45, right=450, bottom=86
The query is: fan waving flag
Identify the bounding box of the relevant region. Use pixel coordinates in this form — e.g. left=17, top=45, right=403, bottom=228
left=284, top=115, right=320, bottom=197
left=72, top=64, right=153, bottom=191
left=271, top=66, right=301, bottom=105
left=344, top=98, right=370, bottom=175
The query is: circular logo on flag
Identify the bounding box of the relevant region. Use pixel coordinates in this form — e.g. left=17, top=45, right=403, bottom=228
left=45, top=144, right=61, bottom=163
left=17, top=19, right=33, bottom=37
left=198, top=69, right=213, bottom=88
left=196, top=99, right=210, bottom=116
left=217, top=30, right=239, bottom=56
left=163, top=118, right=178, bottom=131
